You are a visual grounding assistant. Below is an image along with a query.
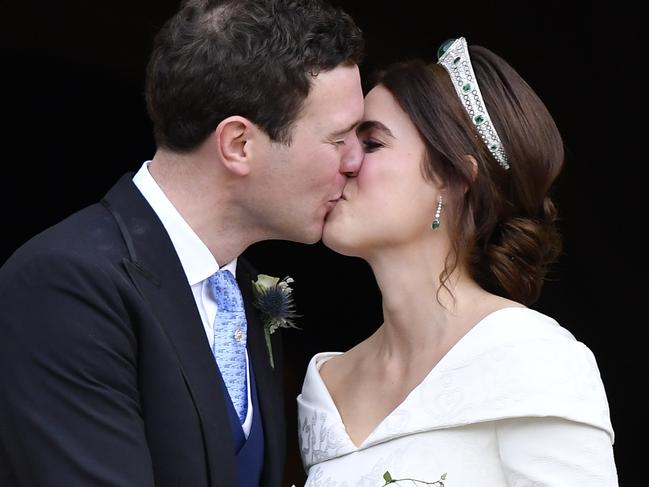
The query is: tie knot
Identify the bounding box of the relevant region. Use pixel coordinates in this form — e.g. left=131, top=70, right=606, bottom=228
left=209, top=269, right=244, bottom=312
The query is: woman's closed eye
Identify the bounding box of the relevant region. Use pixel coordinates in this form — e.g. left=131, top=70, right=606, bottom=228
left=362, top=138, right=384, bottom=153
left=357, top=120, right=393, bottom=153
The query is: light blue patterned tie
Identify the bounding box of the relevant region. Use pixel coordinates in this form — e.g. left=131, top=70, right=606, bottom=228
left=209, top=269, right=248, bottom=424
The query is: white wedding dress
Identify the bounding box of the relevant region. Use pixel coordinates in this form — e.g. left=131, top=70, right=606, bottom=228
left=297, top=308, right=618, bottom=486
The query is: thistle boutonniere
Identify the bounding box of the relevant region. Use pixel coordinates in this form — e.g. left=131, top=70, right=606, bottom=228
left=252, top=274, right=300, bottom=369
left=382, top=471, right=447, bottom=486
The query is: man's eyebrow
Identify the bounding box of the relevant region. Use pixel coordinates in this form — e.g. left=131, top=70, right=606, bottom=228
left=329, top=121, right=361, bottom=138
left=357, top=120, right=395, bottom=138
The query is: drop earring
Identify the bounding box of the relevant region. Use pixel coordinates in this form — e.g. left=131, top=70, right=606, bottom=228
left=431, top=195, right=443, bottom=230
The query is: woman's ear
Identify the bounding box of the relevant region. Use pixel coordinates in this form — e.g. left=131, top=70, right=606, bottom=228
left=213, top=116, right=254, bottom=176
left=463, top=155, right=479, bottom=192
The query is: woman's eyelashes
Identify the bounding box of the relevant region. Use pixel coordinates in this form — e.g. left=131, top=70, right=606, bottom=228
left=362, top=138, right=383, bottom=153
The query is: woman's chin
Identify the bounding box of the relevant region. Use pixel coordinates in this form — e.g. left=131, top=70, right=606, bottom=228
left=322, top=223, right=357, bottom=257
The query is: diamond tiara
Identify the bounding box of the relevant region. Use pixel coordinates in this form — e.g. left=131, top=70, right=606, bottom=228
left=437, top=37, right=510, bottom=170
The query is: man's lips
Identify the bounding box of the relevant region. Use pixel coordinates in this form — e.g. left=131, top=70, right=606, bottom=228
left=328, top=194, right=345, bottom=203
left=325, top=195, right=344, bottom=212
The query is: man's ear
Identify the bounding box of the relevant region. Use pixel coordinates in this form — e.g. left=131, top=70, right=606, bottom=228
left=214, top=116, right=255, bottom=176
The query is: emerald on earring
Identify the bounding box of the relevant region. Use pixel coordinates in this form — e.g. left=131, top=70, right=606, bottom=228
left=431, top=195, right=443, bottom=230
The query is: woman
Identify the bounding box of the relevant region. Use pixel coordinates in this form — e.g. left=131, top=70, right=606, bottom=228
left=297, top=38, right=617, bottom=486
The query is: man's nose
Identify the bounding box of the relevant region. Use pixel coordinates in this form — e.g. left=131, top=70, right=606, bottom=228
left=340, top=138, right=363, bottom=177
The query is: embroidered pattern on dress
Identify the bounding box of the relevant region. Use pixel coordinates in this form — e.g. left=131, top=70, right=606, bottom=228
left=300, top=410, right=350, bottom=467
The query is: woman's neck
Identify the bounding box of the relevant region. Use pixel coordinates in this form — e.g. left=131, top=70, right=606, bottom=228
left=366, top=242, right=504, bottom=366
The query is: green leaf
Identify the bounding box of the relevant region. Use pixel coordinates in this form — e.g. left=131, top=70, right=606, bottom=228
left=383, top=471, right=393, bottom=482
left=264, top=328, right=275, bottom=369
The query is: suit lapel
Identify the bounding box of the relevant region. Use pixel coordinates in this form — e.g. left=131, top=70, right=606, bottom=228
left=237, top=262, right=285, bottom=486
left=103, top=175, right=237, bottom=487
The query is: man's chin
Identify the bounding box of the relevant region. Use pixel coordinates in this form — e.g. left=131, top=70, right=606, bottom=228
left=291, top=222, right=323, bottom=245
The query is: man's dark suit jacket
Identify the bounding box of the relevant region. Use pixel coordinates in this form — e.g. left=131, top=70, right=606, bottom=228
left=0, top=174, right=286, bottom=486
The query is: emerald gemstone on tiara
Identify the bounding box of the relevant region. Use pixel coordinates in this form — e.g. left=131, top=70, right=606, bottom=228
left=436, top=38, right=456, bottom=60
left=437, top=37, right=510, bottom=170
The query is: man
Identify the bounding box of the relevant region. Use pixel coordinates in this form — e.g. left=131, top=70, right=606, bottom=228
left=0, top=0, right=365, bottom=485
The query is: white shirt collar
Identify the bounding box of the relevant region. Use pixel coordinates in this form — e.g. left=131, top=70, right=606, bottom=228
left=132, top=161, right=237, bottom=285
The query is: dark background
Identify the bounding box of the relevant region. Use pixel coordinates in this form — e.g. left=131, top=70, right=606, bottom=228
left=3, top=1, right=644, bottom=485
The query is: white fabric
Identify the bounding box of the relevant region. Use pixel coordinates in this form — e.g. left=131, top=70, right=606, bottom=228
left=133, top=161, right=252, bottom=436
left=297, top=307, right=618, bottom=486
